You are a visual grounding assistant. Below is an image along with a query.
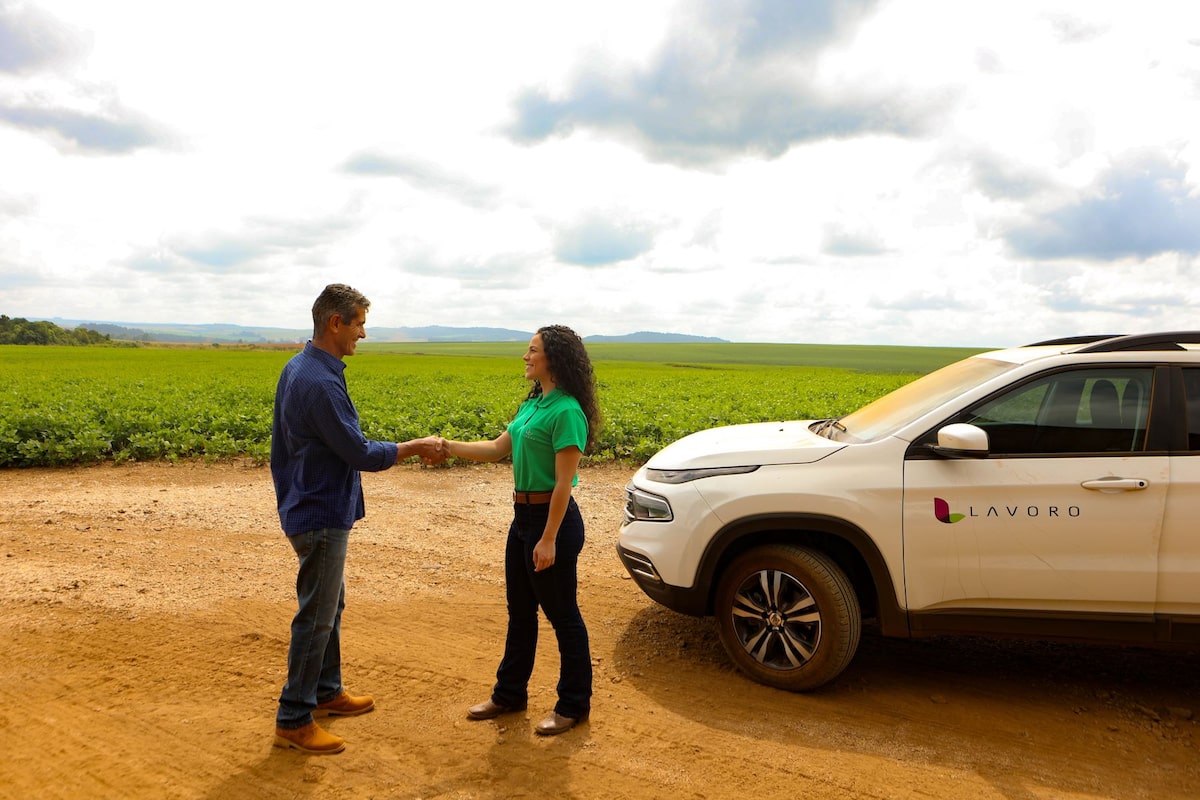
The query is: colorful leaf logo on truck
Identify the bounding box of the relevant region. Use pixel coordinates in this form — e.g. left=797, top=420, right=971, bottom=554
left=934, top=497, right=964, bottom=524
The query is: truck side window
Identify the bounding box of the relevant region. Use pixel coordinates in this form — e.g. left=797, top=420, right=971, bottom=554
left=1183, top=368, right=1200, bottom=451
left=956, top=368, right=1152, bottom=455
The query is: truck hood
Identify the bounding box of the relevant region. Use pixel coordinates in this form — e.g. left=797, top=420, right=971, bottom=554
left=644, top=420, right=846, bottom=470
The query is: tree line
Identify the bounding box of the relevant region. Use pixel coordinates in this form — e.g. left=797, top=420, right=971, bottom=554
left=0, top=315, right=111, bottom=345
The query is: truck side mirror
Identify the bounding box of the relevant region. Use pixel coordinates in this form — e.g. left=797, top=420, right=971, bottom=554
left=928, top=423, right=989, bottom=459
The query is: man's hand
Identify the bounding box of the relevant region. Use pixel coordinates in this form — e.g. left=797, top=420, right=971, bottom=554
left=420, top=436, right=448, bottom=465
left=403, top=436, right=448, bottom=466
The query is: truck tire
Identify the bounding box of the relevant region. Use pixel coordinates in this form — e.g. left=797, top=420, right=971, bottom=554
left=715, top=544, right=861, bottom=691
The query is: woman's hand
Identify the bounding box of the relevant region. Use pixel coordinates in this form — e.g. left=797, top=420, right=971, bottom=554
left=532, top=537, right=556, bottom=572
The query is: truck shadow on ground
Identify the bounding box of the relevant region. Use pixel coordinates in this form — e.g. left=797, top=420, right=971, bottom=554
left=610, top=604, right=1200, bottom=798
left=611, top=604, right=1200, bottom=707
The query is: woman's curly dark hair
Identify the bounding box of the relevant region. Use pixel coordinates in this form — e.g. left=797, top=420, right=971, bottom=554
left=526, top=324, right=602, bottom=452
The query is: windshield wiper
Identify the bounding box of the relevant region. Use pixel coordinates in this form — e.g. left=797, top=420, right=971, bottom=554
left=812, top=418, right=846, bottom=438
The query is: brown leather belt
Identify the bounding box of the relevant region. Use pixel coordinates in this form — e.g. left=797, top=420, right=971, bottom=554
left=513, top=490, right=554, bottom=505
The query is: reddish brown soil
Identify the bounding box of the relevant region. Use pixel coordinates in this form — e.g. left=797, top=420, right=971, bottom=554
left=1, top=461, right=1197, bottom=799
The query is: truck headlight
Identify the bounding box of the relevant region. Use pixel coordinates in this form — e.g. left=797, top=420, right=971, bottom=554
left=624, top=485, right=673, bottom=523
left=645, top=465, right=759, bottom=484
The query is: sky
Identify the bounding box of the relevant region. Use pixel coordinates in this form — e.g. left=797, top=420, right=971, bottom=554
left=1, top=0, right=1198, bottom=346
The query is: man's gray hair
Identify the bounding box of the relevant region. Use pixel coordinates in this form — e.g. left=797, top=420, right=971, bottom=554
left=312, top=284, right=370, bottom=338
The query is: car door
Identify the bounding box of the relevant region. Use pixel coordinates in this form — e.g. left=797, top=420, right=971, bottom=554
left=1157, top=367, right=1200, bottom=630
left=902, top=366, right=1167, bottom=618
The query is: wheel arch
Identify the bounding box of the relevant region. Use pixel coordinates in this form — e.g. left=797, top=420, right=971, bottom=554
left=695, top=514, right=910, bottom=637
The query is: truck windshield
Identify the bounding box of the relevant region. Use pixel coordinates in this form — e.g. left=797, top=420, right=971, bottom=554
left=837, top=356, right=1018, bottom=442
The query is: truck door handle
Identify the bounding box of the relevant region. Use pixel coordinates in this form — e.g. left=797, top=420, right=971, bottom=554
left=1081, top=477, right=1148, bottom=493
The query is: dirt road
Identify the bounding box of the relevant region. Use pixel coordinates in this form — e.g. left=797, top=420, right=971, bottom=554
left=1, top=461, right=1197, bottom=799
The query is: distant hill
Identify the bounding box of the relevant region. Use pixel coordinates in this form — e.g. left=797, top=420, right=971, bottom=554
left=34, top=318, right=722, bottom=344
left=45, top=320, right=310, bottom=343
left=373, top=325, right=532, bottom=342
left=584, top=331, right=728, bottom=344
left=35, top=319, right=531, bottom=344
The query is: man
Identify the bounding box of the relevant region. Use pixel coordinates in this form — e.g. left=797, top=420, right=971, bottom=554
left=271, top=283, right=443, bottom=754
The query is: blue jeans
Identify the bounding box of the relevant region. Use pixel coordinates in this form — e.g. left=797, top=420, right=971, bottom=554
left=491, top=498, right=592, bottom=719
left=276, top=527, right=349, bottom=729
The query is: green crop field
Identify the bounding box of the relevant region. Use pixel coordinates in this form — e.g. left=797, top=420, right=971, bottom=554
left=359, top=341, right=982, bottom=373
left=0, top=341, right=987, bottom=467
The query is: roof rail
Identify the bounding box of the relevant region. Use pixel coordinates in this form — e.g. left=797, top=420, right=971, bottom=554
left=1026, top=335, right=1121, bottom=347
left=1073, top=332, right=1200, bottom=352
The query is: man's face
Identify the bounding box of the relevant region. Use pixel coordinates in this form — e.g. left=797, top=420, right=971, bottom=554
left=331, top=307, right=367, bottom=358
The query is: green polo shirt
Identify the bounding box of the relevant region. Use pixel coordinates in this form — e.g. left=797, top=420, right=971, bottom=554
left=508, top=388, right=588, bottom=491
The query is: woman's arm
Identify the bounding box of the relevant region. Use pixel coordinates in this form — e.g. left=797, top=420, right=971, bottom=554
left=532, top=445, right=583, bottom=572
left=441, top=431, right=513, bottom=463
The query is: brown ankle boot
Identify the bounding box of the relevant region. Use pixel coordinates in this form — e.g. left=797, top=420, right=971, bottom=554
left=273, top=721, right=346, bottom=754
left=314, top=690, right=375, bottom=718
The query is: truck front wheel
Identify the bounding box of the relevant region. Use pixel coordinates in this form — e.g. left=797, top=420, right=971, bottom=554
left=715, top=544, right=861, bottom=691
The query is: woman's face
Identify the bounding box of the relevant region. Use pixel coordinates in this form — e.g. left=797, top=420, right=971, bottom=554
left=523, top=333, right=552, bottom=384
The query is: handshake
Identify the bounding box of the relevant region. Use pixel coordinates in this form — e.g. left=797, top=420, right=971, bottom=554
left=405, top=436, right=450, bottom=466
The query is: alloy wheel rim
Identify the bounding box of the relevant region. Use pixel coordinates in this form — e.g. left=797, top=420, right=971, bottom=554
left=729, top=568, right=822, bottom=670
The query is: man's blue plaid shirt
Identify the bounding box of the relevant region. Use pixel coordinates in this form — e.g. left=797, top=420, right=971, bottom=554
left=270, top=342, right=398, bottom=536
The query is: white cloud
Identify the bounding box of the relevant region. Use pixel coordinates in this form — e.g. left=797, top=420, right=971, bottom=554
left=1, top=0, right=1199, bottom=346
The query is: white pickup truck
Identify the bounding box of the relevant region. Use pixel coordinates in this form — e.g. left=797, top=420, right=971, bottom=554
left=618, top=333, right=1200, bottom=690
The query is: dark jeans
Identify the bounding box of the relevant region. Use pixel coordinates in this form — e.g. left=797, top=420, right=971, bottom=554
left=276, top=527, right=349, bottom=729
left=491, top=498, right=592, bottom=719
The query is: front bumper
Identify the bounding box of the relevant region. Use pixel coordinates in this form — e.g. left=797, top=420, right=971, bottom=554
left=615, top=543, right=708, bottom=616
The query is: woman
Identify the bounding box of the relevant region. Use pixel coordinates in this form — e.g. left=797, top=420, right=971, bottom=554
left=439, top=325, right=600, bottom=735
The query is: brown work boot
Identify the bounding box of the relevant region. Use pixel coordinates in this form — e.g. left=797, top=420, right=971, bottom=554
left=273, top=721, right=345, bottom=754
left=314, top=690, right=375, bottom=718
